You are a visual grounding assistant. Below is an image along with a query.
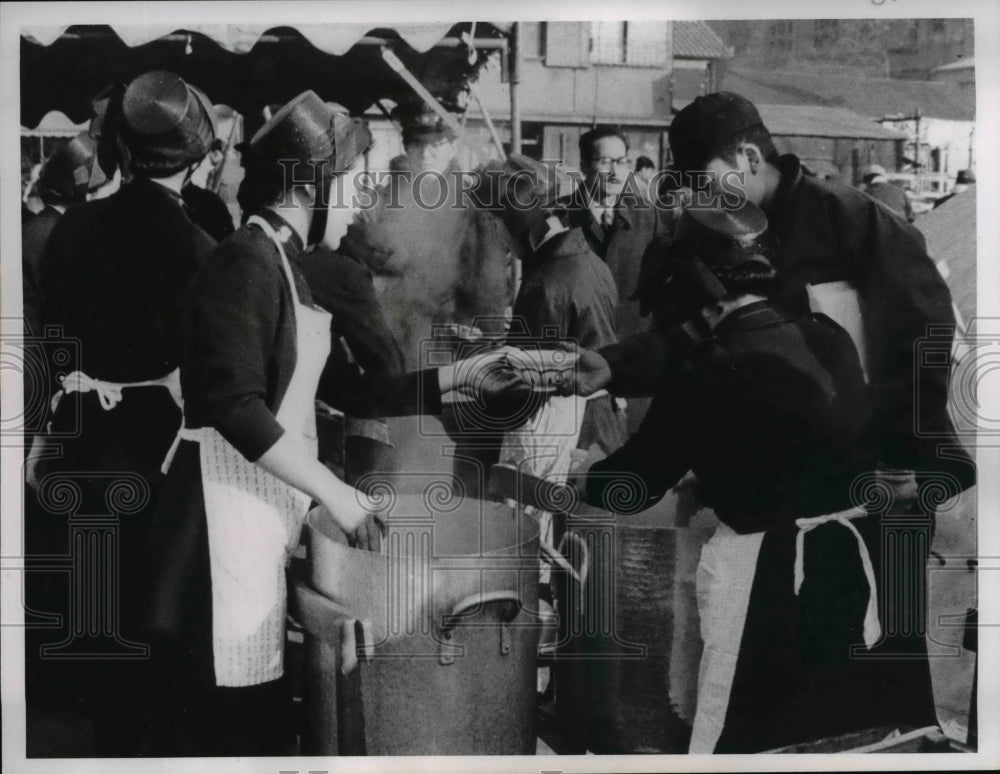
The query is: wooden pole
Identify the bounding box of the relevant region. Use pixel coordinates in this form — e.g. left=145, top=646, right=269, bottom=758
left=509, top=23, right=522, bottom=155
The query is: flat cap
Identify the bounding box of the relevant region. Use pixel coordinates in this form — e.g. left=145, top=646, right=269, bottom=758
left=393, top=101, right=458, bottom=142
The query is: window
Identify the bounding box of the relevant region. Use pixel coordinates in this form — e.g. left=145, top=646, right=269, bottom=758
left=625, top=21, right=669, bottom=66
left=590, top=21, right=668, bottom=67
left=591, top=21, right=626, bottom=64
left=520, top=22, right=545, bottom=59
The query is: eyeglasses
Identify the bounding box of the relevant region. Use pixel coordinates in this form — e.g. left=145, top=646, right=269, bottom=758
left=591, top=156, right=631, bottom=171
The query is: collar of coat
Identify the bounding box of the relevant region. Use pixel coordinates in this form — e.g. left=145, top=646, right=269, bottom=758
left=251, top=207, right=306, bottom=257
left=562, top=185, right=635, bottom=231
left=766, top=154, right=806, bottom=232
left=712, top=299, right=795, bottom=338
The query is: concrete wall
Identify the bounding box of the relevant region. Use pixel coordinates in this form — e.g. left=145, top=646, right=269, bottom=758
left=472, top=22, right=673, bottom=126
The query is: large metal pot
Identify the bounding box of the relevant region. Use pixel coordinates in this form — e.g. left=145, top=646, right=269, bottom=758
left=488, top=463, right=713, bottom=754
left=292, top=489, right=542, bottom=755
left=553, top=506, right=713, bottom=753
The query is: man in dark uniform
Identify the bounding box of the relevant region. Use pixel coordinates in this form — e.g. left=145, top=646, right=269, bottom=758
left=31, top=70, right=217, bottom=756
left=581, top=213, right=939, bottom=750
left=860, top=164, right=915, bottom=223
left=566, top=92, right=973, bottom=501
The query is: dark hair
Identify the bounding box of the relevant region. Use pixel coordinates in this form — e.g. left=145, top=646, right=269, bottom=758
left=579, top=126, right=629, bottom=162
left=706, top=124, right=780, bottom=170
left=635, top=155, right=655, bottom=173
left=237, top=171, right=284, bottom=221
left=37, top=181, right=86, bottom=207
left=210, top=138, right=225, bottom=153
left=713, top=258, right=781, bottom=298
left=129, top=155, right=193, bottom=179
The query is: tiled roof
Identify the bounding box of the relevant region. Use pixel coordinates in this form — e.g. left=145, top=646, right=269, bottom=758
left=756, top=104, right=907, bottom=140
left=723, top=68, right=975, bottom=121
left=673, top=21, right=732, bottom=60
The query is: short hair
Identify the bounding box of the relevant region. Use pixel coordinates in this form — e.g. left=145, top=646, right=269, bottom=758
left=579, top=126, right=629, bottom=162
left=635, top=156, right=655, bottom=173
left=210, top=138, right=225, bottom=154
left=702, top=125, right=780, bottom=171
left=129, top=155, right=194, bottom=179
left=713, top=257, right=780, bottom=298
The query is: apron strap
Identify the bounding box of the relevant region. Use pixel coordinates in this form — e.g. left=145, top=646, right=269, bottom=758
left=247, top=214, right=303, bottom=308
left=57, top=368, right=182, bottom=412
left=794, top=507, right=882, bottom=649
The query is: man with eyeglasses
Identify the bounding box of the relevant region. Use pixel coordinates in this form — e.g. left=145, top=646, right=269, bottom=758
left=558, top=126, right=666, bottom=431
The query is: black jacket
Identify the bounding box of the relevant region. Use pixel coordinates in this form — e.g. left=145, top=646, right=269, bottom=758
left=301, top=247, right=441, bottom=421
left=181, top=183, right=236, bottom=243
left=40, top=178, right=214, bottom=384
left=600, top=155, right=973, bottom=487
left=37, top=178, right=215, bottom=477
left=182, top=211, right=441, bottom=462
left=587, top=303, right=879, bottom=531
left=22, top=205, right=62, bottom=337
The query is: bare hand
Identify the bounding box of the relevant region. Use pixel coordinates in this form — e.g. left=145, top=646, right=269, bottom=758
left=874, top=465, right=919, bottom=514
left=350, top=512, right=385, bottom=553
left=548, top=343, right=612, bottom=397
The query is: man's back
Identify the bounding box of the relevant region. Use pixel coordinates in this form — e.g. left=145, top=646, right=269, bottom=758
left=865, top=180, right=914, bottom=222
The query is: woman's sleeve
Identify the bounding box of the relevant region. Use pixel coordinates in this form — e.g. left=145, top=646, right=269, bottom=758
left=185, top=239, right=285, bottom=461
left=584, top=386, right=690, bottom=513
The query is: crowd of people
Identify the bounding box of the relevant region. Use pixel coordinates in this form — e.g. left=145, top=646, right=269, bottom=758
left=21, top=70, right=974, bottom=757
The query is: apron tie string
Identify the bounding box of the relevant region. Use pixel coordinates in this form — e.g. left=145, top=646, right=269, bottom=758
left=56, top=368, right=182, bottom=413
left=794, top=507, right=882, bottom=649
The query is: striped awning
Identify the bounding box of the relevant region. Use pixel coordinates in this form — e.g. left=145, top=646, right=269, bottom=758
left=20, top=23, right=509, bottom=129
left=22, top=23, right=509, bottom=55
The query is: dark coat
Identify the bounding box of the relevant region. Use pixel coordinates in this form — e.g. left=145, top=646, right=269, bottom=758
left=864, top=181, right=914, bottom=223
left=587, top=303, right=878, bottom=531
left=22, top=205, right=62, bottom=337
left=599, top=154, right=973, bottom=487
left=511, top=227, right=625, bottom=456
left=181, top=183, right=236, bottom=242
left=301, top=247, right=441, bottom=420
left=180, top=210, right=442, bottom=462
left=558, top=186, right=667, bottom=341
left=38, top=178, right=215, bottom=479
left=586, top=302, right=937, bottom=751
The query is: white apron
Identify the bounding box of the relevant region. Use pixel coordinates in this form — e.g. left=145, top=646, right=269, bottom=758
left=170, top=215, right=331, bottom=687
left=688, top=506, right=882, bottom=753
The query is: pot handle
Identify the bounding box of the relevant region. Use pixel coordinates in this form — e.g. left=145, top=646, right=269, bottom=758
left=555, top=530, right=590, bottom=597
left=538, top=539, right=583, bottom=583
left=439, top=590, right=522, bottom=665
left=340, top=618, right=375, bottom=673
